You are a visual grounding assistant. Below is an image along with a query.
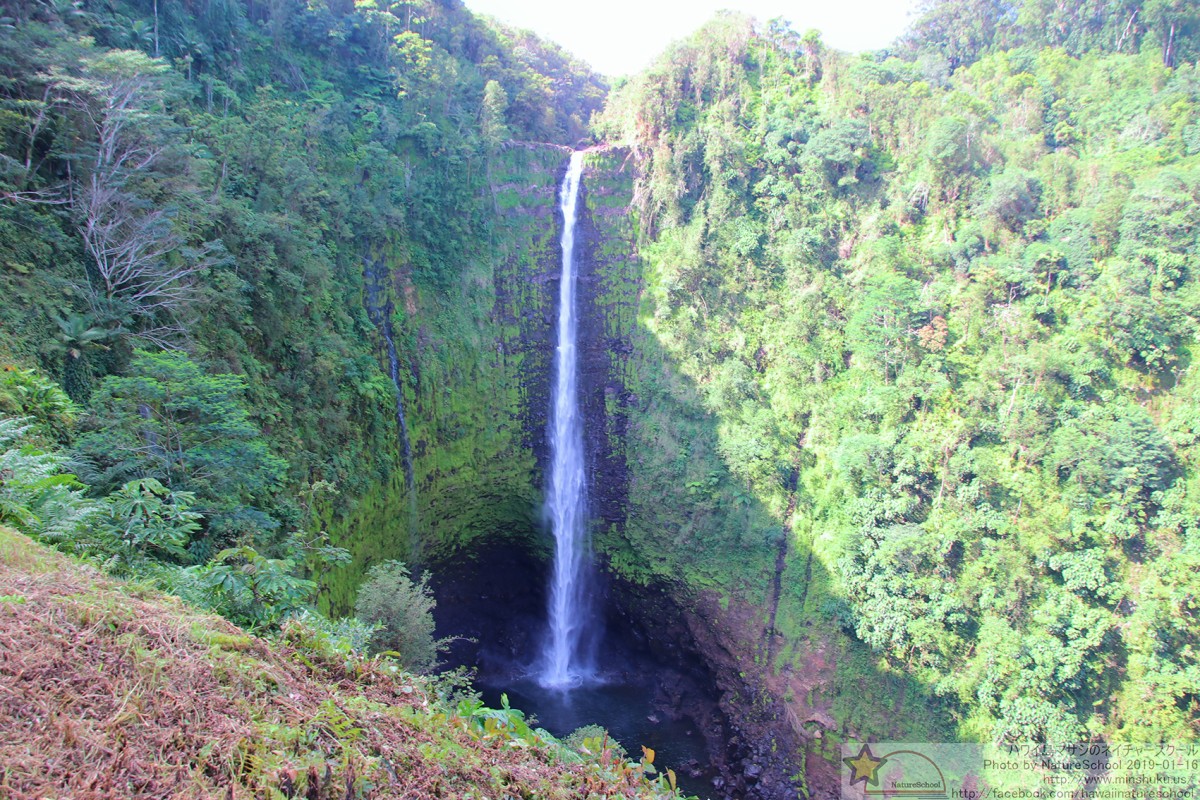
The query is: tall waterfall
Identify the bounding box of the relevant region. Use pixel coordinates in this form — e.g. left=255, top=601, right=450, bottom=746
left=540, top=152, right=594, bottom=689
left=363, top=258, right=415, bottom=494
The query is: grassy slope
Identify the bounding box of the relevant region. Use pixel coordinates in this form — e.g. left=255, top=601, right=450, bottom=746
left=0, top=527, right=675, bottom=800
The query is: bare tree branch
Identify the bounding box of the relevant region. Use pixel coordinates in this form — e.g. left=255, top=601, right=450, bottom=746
left=52, top=51, right=207, bottom=335
left=0, top=186, right=68, bottom=205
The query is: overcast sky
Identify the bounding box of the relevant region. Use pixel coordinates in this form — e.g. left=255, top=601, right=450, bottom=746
left=462, top=0, right=922, bottom=77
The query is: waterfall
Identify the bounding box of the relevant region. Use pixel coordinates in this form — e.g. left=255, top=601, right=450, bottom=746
left=539, top=152, right=595, bottom=689
left=381, top=324, right=415, bottom=493
left=363, top=257, right=416, bottom=496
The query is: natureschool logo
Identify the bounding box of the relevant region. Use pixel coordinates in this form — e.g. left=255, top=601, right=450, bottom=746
left=842, top=743, right=954, bottom=800
left=840, top=742, right=1200, bottom=800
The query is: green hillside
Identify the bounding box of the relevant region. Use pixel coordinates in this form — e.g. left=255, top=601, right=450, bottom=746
left=596, top=4, right=1200, bottom=751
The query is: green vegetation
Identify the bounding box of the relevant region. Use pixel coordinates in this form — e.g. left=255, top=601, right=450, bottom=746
left=598, top=2, right=1200, bottom=751
left=77, top=350, right=286, bottom=523
left=0, top=527, right=682, bottom=799
left=2, top=0, right=1200, bottom=792
left=354, top=559, right=439, bottom=673
left=0, top=0, right=602, bottom=610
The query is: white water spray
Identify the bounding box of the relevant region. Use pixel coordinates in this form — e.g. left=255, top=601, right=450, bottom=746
left=540, top=152, right=594, bottom=689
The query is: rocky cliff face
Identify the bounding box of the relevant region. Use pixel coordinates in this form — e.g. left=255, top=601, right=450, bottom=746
left=572, top=150, right=812, bottom=800
left=574, top=149, right=640, bottom=537
left=321, top=146, right=561, bottom=609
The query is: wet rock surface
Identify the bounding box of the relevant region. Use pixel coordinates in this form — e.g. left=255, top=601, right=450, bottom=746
left=611, top=579, right=808, bottom=800
left=430, top=536, right=809, bottom=800
left=428, top=538, right=724, bottom=794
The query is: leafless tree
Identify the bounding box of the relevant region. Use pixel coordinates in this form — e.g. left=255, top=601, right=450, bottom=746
left=77, top=178, right=199, bottom=314
left=52, top=50, right=209, bottom=345
left=0, top=184, right=67, bottom=205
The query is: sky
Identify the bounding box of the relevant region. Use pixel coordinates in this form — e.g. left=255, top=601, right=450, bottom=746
left=461, top=0, right=922, bottom=77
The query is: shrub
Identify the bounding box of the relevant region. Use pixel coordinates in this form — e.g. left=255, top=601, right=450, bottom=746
left=281, top=610, right=380, bottom=671
left=354, top=561, right=439, bottom=673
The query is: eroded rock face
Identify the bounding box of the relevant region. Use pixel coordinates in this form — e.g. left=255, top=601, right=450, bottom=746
left=503, top=151, right=634, bottom=527
left=610, top=579, right=810, bottom=800
left=427, top=537, right=548, bottom=675
left=567, top=149, right=810, bottom=800
left=432, top=548, right=812, bottom=799
left=428, top=535, right=739, bottom=796
left=574, top=159, right=637, bottom=533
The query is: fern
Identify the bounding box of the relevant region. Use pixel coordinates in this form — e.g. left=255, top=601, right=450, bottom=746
left=0, top=417, right=98, bottom=541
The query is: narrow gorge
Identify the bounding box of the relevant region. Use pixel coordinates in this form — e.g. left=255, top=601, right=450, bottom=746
left=360, top=145, right=817, bottom=799
left=2, top=2, right=1198, bottom=799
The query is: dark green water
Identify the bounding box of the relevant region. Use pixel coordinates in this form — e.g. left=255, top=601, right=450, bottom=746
left=478, top=677, right=716, bottom=799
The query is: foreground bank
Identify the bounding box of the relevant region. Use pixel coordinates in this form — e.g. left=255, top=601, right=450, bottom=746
left=0, top=526, right=683, bottom=799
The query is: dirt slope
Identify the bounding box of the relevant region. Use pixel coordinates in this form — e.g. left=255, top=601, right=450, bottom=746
left=0, top=528, right=672, bottom=800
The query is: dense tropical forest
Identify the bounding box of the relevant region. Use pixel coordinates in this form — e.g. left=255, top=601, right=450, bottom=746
left=601, top=0, right=1200, bottom=747
left=1, top=0, right=1199, bottom=797
left=599, top=0, right=1200, bottom=747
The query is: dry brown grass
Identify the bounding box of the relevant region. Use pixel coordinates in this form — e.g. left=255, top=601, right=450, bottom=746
left=0, top=529, right=671, bottom=800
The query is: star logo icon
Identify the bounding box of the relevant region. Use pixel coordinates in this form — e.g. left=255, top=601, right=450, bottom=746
left=843, top=743, right=888, bottom=788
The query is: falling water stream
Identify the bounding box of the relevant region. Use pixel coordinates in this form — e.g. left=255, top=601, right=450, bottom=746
left=540, top=151, right=594, bottom=689
left=363, top=257, right=418, bottom=542
left=458, top=152, right=716, bottom=798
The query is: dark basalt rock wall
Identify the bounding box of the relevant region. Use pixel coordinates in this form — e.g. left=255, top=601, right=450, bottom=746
left=609, top=579, right=808, bottom=800
left=491, top=157, right=557, bottom=488
left=428, top=534, right=738, bottom=794
left=500, top=149, right=634, bottom=528
left=575, top=155, right=636, bottom=534
left=573, top=148, right=809, bottom=800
